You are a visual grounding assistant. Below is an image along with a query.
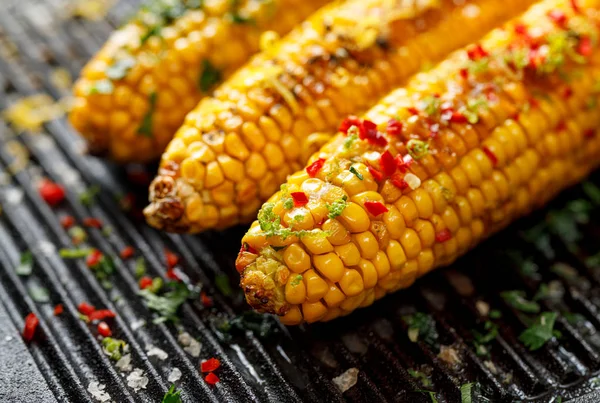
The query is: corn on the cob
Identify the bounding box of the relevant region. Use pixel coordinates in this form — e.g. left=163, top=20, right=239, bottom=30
left=235, top=0, right=600, bottom=324
left=145, top=0, right=535, bottom=233
left=69, top=0, right=329, bottom=163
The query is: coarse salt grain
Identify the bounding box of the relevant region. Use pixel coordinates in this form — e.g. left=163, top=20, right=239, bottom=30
left=332, top=368, right=359, bottom=393
left=87, top=381, right=111, bottom=402
left=146, top=345, right=169, bottom=361
left=168, top=368, right=182, bottom=383
left=115, top=354, right=132, bottom=373
left=126, top=368, right=149, bottom=392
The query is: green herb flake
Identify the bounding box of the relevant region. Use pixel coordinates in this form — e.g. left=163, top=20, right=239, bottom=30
left=343, top=132, right=358, bottom=150
left=420, top=95, right=441, bottom=116
left=69, top=226, right=87, bottom=245
left=488, top=309, right=502, bottom=319
left=550, top=263, right=579, bottom=283
left=291, top=274, right=303, bottom=287
left=406, top=139, right=430, bottom=160
left=162, top=385, right=183, bottom=403
left=283, top=198, right=294, bottom=209
left=583, top=181, right=600, bottom=205
left=500, top=290, right=540, bottom=314
left=326, top=196, right=348, bottom=220
left=403, top=312, right=438, bottom=347
left=460, top=383, right=473, bottom=403
left=472, top=320, right=498, bottom=357
left=138, top=92, right=158, bottom=138
left=87, top=79, right=114, bottom=95
left=135, top=257, right=147, bottom=278
left=28, top=284, right=50, bottom=303
left=138, top=282, right=198, bottom=323
left=416, top=390, right=438, bottom=403
left=215, top=274, right=233, bottom=297
left=16, top=251, right=34, bottom=276
left=106, top=57, right=136, bottom=80
left=102, top=337, right=127, bottom=361
left=198, top=60, right=222, bottom=93
left=519, top=311, right=559, bottom=351
left=59, top=248, right=94, bottom=259
left=407, top=368, right=432, bottom=387
left=349, top=166, right=363, bottom=180
left=79, top=185, right=100, bottom=207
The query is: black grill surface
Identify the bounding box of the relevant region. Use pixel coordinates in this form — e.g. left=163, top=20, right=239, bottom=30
left=2, top=1, right=600, bottom=402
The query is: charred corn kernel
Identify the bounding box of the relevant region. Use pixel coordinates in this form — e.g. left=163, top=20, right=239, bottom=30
left=303, top=269, right=329, bottom=302
left=283, top=243, right=311, bottom=273
left=313, top=252, right=345, bottom=283
left=236, top=0, right=592, bottom=324
left=334, top=243, right=361, bottom=267
left=71, top=0, right=329, bottom=163
left=352, top=231, right=379, bottom=260
left=148, top=0, right=535, bottom=233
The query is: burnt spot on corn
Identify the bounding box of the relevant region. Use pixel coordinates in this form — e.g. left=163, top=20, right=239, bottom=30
left=240, top=262, right=290, bottom=316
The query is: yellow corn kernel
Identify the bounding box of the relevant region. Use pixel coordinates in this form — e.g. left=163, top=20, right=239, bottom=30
left=217, top=155, right=245, bottom=183
left=337, top=202, right=370, bottom=233
left=399, top=228, right=422, bottom=260
left=322, top=219, right=352, bottom=245
left=386, top=240, right=407, bottom=272
left=338, top=269, right=364, bottom=297
left=284, top=208, right=315, bottom=230
left=321, top=308, right=343, bottom=322
left=382, top=206, right=406, bottom=240
left=323, top=282, right=346, bottom=308
left=303, top=269, right=329, bottom=302
left=334, top=243, right=361, bottom=266
left=205, top=161, right=225, bottom=189
left=372, top=251, right=391, bottom=278
left=280, top=305, right=303, bottom=326
left=414, top=219, right=435, bottom=249
left=352, top=231, right=379, bottom=260
left=410, top=188, right=434, bottom=219
left=285, top=275, right=307, bottom=304
left=339, top=293, right=366, bottom=312
left=313, top=252, right=345, bottom=283
left=283, top=243, right=311, bottom=274
left=301, top=234, right=334, bottom=255
left=211, top=181, right=235, bottom=206
left=395, top=196, right=419, bottom=226
left=417, top=249, right=435, bottom=276
left=181, top=158, right=206, bottom=186
left=302, top=301, right=327, bottom=323
left=357, top=259, right=378, bottom=289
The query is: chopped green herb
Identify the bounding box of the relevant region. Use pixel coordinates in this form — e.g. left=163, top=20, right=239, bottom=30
left=460, top=383, right=473, bottom=403
left=283, top=198, right=294, bottom=209
left=343, top=132, right=358, bottom=150
left=140, top=25, right=162, bottom=45
left=349, top=166, right=363, bottom=180
left=135, top=257, right=147, bottom=278
left=420, top=95, right=441, bottom=116
left=416, top=390, right=438, bottom=403
left=472, top=320, right=498, bottom=357
left=228, top=0, right=255, bottom=25
left=28, top=284, right=50, bottom=303
left=87, top=79, right=113, bottom=95
left=69, top=226, right=87, bottom=245
left=138, top=92, right=157, bottom=137
left=293, top=214, right=305, bottom=222
left=519, top=312, right=560, bottom=351
left=533, top=281, right=564, bottom=301
left=403, top=312, right=438, bottom=347
left=198, top=60, right=222, bottom=92
left=101, top=225, right=113, bottom=237
left=106, top=58, right=136, bottom=80
left=139, top=282, right=198, bottom=323
left=406, top=139, right=429, bottom=160
left=79, top=185, right=100, bottom=207
left=550, top=263, right=579, bottom=283
left=257, top=203, right=329, bottom=239
left=501, top=290, right=540, bottom=314
left=407, top=368, right=432, bottom=387
left=215, top=274, right=233, bottom=297
left=59, top=248, right=94, bottom=259
left=462, top=96, right=488, bottom=124
left=162, top=385, right=183, bottom=403
left=467, top=57, right=490, bottom=75
left=488, top=310, right=502, bottom=319
left=326, top=196, right=348, bottom=220
left=291, top=274, right=303, bottom=287
left=102, top=337, right=127, bottom=361
left=216, top=311, right=279, bottom=339
left=150, top=277, right=164, bottom=294
left=563, top=312, right=585, bottom=325
left=583, top=181, right=600, bottom=205
left=16, top=251, right=33, bottom=276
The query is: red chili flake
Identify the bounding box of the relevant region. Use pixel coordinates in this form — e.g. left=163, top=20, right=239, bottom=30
left=39, top=180, right=65, bottom=206
left=448, top=111, right=468, bottom=124
left=78, top=302, right=96, bottom=316
left=386, top=119, right=402, bottom=136
left=514, top=23, right=528, bottom=35
left=557, top=121, right=567, bottom=131
left=510, top=112, right=520, bottom=122
left=166, top=268, right=180, bottom=281
left=571, top=0, right=580, bottom=12
left=466, top=43, right=488, bottom=61
left=306, top=158, right=326, bottom=178
left=205, top=372, right=219, bottom=385
left=364, top=201, right=389, bottom=217
left=435, top=229, right=452, bottom=243
left=22, top=313, right=39, bottom=342
left=379, top=150, right=396, bottom=177
left=83, top=217, right=103, bottom=228
left=482, top=146, right=498, bottom=166
left=86, top=249, right=103, bottom=268
left=339, top=116, right=363, bottom=135
left=120, top=246, right=135, bottom=260
left=241, top=243, right=258, bottom=254
left=139, top=276, right=153, bottom=290
left=562, top=87, right=573, bottom=99
left=362, top=120, right=387, bottom=147
left=201, top=292, right=213, bottom=308
left=391, top=175, right=409, bottom=191
left=459, top=68, right=469, bottom=80
left=53, top=304, right=64, bottom=316
left=395, top=154, right=411, bottom=173
left=291, top=192, right=309, bottom=207
left=368, top=165, right=384, bottom=182
left=584, top=128, right=596, bottom=138
left=407, top=107, right=419, bottom=115
left=97, top=322, right=112, bottom=337
left=88, top=309, right=116, bottom=322
left=547, top=10, right=567, bottom=26
left=201, top=358, right=221, bottom=373
left=163, top=250, right=179, bottom=269
left=60, top=215, right=75, bottom=229
left=578, top=36, right=593, bottom=57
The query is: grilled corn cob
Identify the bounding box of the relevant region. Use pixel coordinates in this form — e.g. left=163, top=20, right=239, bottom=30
left=145, top=0, right=535, bottom=233
left=69, top=0, right=329, bottom=163
left=235, top=0, right=600, bottom=324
